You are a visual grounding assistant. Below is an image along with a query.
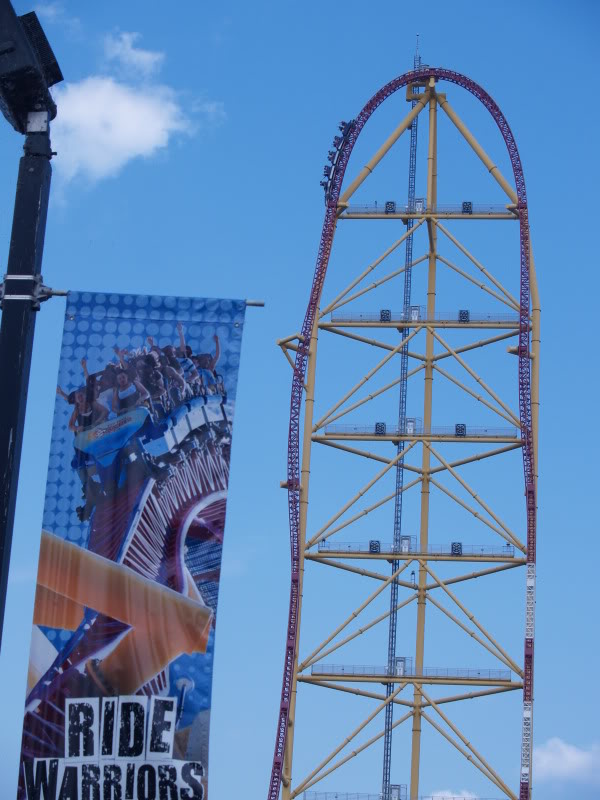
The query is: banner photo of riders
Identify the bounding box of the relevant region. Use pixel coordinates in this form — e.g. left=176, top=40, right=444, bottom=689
left=18, top=291, right=245, bottom=800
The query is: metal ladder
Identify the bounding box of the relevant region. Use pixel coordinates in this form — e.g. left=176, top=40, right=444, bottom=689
left=381, top=43, right=422, bottom=800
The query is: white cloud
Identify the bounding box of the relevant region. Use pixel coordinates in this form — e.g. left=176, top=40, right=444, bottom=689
left=104, top=32, right=164, bottom=77
left=45, top=26, right=224, bottom=185
left=34, top=1, right=63, bottom=21
left=534, top=737, right=600, bottom=784
left=34, top=2, right=81, bottom=35
left=193, top=99, right=227, bottom=126
left=50, top=77, right=192, bottom=183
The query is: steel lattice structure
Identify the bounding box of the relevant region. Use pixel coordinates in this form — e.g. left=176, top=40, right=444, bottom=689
left=269, top=68, right=540, bottom=800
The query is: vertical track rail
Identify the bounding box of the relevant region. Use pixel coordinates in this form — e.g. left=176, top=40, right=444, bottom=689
left=268, top=67, right=537, bottom=800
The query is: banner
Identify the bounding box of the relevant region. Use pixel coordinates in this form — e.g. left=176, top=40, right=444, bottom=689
left=18, top=291, right=245, bottom=800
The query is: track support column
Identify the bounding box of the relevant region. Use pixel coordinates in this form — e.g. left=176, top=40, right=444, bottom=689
left=410, top=80, right=437, bottom=800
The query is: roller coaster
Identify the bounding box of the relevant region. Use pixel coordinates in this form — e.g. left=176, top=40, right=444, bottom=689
left=270, top=67, right=539, bottom=800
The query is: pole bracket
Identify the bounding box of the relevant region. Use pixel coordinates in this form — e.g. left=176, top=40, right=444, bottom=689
left=0, top=274, right=67, bottom=310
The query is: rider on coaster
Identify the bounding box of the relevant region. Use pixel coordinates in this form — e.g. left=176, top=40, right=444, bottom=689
left=192, top=332, right=221, bottom=395
left=57, top=358, right=109, bottom=432
left=112, top=368, right=150, bottom=414
left=175, top=322, right=201, bottom=395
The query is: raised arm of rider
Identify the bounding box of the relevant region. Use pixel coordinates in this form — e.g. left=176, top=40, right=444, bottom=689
left=176, top=321, right=186, bottom=356
left=93, top=401, right=109, bottom=424
left=165, top=365, right=185, bottom=388
left=210, top=334, right=221, bottom=371
left=68, top=407, right=79, bottom=433
left=133, top=379, right=150, bottom=402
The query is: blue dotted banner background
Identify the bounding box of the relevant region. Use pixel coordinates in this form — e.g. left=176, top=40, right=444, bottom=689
left=44, top=291, right=245, bottom=548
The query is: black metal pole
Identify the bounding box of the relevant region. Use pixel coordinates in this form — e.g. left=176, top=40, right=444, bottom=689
left=0, top=124, right=52, bottom=649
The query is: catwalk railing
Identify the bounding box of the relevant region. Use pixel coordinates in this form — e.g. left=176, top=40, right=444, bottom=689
left=304, top=792, right=407, bottom=800
left=310, top=664, right=512, bottom=682
left=340, top=202, right=518, bottom=217
left=323, top=423, right=519, bottom=438
left=328, top=309, right=519, bottom=324
left=316, top=541, right=516, bottom=557
left=303, top=795, right=501, bottom=800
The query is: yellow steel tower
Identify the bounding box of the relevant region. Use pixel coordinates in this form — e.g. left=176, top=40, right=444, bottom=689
left=269, top=68, right=539, bottom=800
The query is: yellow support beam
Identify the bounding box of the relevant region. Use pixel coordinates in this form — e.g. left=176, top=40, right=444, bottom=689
left=437, top=93, right=518, bottom=205
left=338, top=92, right=430, bottom=205
left=411, top=82, right=437, bottom=800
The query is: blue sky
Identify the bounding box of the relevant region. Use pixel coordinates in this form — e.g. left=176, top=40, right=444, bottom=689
left=0, top=1, right=598, bottom=798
